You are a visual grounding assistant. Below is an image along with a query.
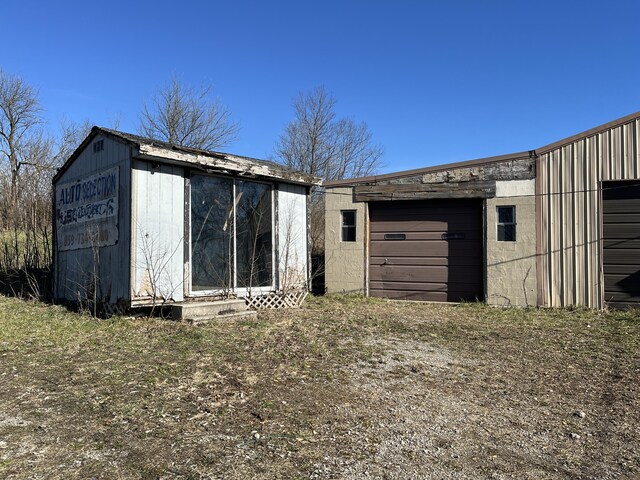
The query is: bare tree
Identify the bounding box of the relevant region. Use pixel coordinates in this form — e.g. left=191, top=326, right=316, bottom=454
left=275, top=87, right=383, bottom=259
left=275, top=86, right=384, bottom=182
left=0, top=70, right=92, bottom=292
left=138, top=75, right=239, bottom=150
left=0, top=69, right=43, bottom=212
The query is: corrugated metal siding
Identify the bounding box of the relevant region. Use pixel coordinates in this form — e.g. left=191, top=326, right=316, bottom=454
left=538, top=118, right=640, bottom=307
left=277, top=183, right=308, bottom=289
left=54, top=134, right=132, bottom=304
left=131, top=160, right=185, bottom=302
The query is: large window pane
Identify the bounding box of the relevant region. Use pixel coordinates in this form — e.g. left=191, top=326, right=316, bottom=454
left=236, top=180, right=273, bottom=288
left=191, top=175, right=233, bottom=291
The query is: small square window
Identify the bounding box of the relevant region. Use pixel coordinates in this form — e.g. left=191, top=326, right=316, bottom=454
left=341, top=210, right=356, bottom=242
left=93, top=139, right=104, bottom=153
left=497, top=206, right=516, bottom=242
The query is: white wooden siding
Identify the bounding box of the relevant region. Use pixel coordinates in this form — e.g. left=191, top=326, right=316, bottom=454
left=54, top=134, right=132, bottom=304
left=132, top=160, right=185, bottom=302
left=277, top=184, right=308, bottom=290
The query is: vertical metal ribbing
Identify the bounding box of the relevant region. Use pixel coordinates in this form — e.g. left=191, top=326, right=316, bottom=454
left=571, top=142, right=578, bottom=305
left=558, top=148, right=565, bottom=307
left=545, top=154, right=553, bottom=306
left=595, top=133, right=603, bottom=308
left=583, top=138, right=591, bottom=306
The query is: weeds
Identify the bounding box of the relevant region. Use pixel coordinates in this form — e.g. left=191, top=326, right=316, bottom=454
left=0, top=295, right=638, bottom=479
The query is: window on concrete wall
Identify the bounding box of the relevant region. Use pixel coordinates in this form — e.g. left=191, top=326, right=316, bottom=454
left=341, top=210, right=356, bottom=242
left=497, top=206, right=516, bottom=241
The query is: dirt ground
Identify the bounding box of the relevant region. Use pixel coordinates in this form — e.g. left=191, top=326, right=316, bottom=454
left=0, top=295, right=638, bottom=479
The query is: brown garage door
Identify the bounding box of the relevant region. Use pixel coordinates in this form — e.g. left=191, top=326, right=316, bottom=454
left=369, top=199, right=483, bottom=302
left=603, top=181, right=640, bottom=308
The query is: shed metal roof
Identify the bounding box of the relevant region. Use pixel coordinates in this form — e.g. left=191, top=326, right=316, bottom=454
left=54, top=126, right=320, bottom=186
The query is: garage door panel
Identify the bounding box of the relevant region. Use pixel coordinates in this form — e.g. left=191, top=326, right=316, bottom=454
left=602, top=213, right=640, bottom=223
left=370, top=280, right=483, bottom=294
left=370, top=290, right=451, bottom=301
left=604, top=265, right=640, bottom=276
left=370, top=285, right=482, bottom=302
left=370, top=265, right=482, bottom=284
left=368, top=199, right=483, bottom=302
left=370, top=240, right=481, bottom=258
left=370, top=231, right=483, bottom=241
left=604, top=289, right=640, bottom=302
left=370, top=219, right=482, bottom=232
left=369, top=256, right=483, bottom=268
left=603, top=199, right=640, bottom=213
left=603, top=181, right=640, bottom=307
left=370, top=205, right=482, bottom=218
left=602, top=241, right=640, bottom=251
left=603, top=223, right=640, bottom=238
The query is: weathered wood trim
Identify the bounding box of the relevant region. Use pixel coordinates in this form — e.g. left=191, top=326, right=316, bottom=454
left=273, top=183, right=280, bottom=291
left=325, top=151, right=533, bottom=187
left=137, top=144, right=318, bottom=186
left=354, top=180, right=497, bottom=201
left=183, top=172, right=191, bottom=299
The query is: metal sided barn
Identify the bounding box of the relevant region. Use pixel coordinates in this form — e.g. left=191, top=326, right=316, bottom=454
left=324, top=111, right=640, bottom=308
left=53, top=127, right=316, bottom=314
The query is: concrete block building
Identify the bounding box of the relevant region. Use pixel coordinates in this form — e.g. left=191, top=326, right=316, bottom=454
left=324, top=111, right=640, bottom=308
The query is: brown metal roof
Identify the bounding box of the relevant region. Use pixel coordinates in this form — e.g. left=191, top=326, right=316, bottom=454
left=324, top=150, right=534, bottom=187
left=325, top=110, right=640, bottom=187
left=536, top=110, right=640, bottom=154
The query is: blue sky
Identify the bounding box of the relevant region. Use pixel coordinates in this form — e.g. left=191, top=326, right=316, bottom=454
left=2, top=0, right=639, bottom=174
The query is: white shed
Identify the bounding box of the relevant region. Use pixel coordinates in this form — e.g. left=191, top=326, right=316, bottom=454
left=53, top=127, right=317, bottom=313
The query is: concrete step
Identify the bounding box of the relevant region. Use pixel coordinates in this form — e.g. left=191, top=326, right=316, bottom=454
left=170, top=299, right=253, bottom=322
left=188, top=309, right=257, bottom=325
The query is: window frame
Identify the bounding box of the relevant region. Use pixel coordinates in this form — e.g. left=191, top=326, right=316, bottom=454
left=188, top=171, right=275, bottom=296
left=341, top=210, right=357, bottom=242
left=496, top=205, right=516, bottom=242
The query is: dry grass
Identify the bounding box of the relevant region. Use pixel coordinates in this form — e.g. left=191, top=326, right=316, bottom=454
left=0, top=295, right=638, bottom=479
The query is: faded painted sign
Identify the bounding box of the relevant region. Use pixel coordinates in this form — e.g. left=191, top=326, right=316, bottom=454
left=56, top=167, right=119, bottom=251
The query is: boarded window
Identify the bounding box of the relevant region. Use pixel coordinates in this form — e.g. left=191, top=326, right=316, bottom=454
left=342, top=210, right=356, bottom=242
left=497, top=206, right=516, bottom=242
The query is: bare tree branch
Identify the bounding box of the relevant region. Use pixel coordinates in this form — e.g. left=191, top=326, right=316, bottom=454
left=0, top=69, right=93, bottom=274
left=274, top=86, right=384, bottom=182
left=138, top=75, right=239, bottom=151
left=275, top=87, right=384, bottom=256
left=0, top=69, right=43, bottom=211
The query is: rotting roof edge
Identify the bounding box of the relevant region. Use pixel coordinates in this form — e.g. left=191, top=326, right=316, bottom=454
left=324, top=150, right=533, bottom=187
left=53, top=126, right=320, bottom=186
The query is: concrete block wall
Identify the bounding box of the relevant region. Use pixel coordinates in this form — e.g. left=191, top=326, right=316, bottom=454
left=486, top=180, right=537, bottom=306
left=324, top=187, right=367, bottom=294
